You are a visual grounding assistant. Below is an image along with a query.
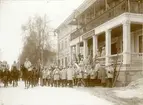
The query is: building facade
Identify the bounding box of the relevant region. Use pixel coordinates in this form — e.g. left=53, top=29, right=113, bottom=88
left=56, top=23, right=77, bottom=67
left=56, top=0, right=143, bottom=86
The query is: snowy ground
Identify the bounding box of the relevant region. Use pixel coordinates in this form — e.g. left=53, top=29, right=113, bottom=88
left=1, top=78, right=143, bottom=105
left=0, top=81, right=114, bottom=105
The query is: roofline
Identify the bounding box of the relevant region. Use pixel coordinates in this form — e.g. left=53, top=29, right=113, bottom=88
left=55, top=0, right=98, bottom=31
left=55, top=0, right=89, bottom=31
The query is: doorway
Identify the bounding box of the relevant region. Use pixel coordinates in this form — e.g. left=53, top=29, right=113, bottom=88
left=111, top=43, right=117, bottom=55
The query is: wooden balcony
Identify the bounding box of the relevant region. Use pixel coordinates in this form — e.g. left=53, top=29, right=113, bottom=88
left=70, top=0, right=143, bottom=41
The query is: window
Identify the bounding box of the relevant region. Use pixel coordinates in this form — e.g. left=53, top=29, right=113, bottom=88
left=62, top=41, right=64, bottom=50
left=65, top=57, right=67, bottom=67
left=139, top=35, right=143, bottom=53
left=62, top=59, right=64, bottom=67
left=59, top=42, right=61, bottom=50
left=65, top=39, right=67, bottom=48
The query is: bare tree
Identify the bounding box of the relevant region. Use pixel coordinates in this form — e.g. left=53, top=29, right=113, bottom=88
left=19, top=15, right=56, bottom=67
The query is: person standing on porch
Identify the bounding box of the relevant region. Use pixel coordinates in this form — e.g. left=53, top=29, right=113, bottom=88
left=101, top=47, right=106, bottom=57
left=97, top=49, right=101, bottom=57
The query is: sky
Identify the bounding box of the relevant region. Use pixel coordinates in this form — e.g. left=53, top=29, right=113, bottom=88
left=0, top=0, right=84, bottom=65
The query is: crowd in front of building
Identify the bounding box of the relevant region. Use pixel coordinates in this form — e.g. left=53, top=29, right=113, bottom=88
left=0, top=57, right=115, bottom=89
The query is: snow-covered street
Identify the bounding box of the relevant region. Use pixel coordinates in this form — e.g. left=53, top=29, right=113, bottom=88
left=0, top=81, right=114, bottom=105
left=1, top=78, right=143, bottom=105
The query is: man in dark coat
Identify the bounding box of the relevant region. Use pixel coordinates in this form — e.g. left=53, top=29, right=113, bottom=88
left=11, top=61, right=19, bottom=87
left=98, top=64, right=107, bottom=87
left=3, top=68, right=10, bottom=87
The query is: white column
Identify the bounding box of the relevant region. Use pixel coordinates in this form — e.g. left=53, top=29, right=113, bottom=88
left=123, top=20, right=131, bottom=64
left=76, top=43, right=80, bottom=59
left=83, top=40, right=88, bottom=60
left=105, top=29, right=111, bottom=66
left=69, top=46, right=72, bottom=65
left=93, top=35, right=98, bottom=58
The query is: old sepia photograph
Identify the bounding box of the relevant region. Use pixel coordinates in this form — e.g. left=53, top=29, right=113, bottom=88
left=0, top=0, right=143, bottom=105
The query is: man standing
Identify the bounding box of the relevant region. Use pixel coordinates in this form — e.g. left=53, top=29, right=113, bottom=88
left=106, top=64, right=114, bottom=88
left=0, top=61, right=3, bottom=87
left=67, top=65, right=73, bottom=87
left=98, top=63, right=107, bottom=87
left=46, top=68, right=51, bottom=86
left=83, top=65, right=89, bottom=87
left=53, top=66, right=60, bottom=87
left=3, top=61, right=10, bottom=87
left=24, top=58, right=32, bottom=88
left=42, top=67, right=47, bottom=86
left=60, top=67, right=67, bottom=87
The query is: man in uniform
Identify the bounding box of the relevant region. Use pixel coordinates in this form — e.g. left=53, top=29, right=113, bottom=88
left=24, top=58, right=32, bottom=70
left=42, top=67, right=47, bottom=86
left=53, top=66, right=60, bottom=87
left=67, top=65, right=73, bottom=87
left=98, top=63, right=107, bottom=87
left=97, top=49, right=101, bottom=57
left=24, top=58, right=32, bottom=88
left=2, top=61, right=10, bottom=87
left=106, top=64, right=114, bottom=87
left=0, top=61, right=3, bottom=86
left=46, top=67, right=51, bottom=86
left=11, top=61, right=19, bottom=87
left=101, top=47, right=105, bottom=57
left=60, top=67, right=67, bottom=87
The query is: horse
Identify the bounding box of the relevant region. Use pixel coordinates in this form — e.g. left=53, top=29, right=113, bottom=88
left=11, top=66, right=20, bottom=87
left=20, top=65, right=30, bottom=88
left=0, top=70, right=3, bottom=87
left=2, top=69, right=10, bottom=87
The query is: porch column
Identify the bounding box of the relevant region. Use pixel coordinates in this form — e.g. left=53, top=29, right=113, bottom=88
left=76, top=43, right=80, bottom=59
left=83, top=39, right=88, bottom=60
left=69, top=46, right=72, bottom=65
left=123, top=20, right=131, bottom=64
left=105, top=29, right=111, bottom=66
left=93, top=35, right=98, bottom=58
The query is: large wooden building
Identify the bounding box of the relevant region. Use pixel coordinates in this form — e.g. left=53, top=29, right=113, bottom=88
left=55, top=0, right=143, bottom=86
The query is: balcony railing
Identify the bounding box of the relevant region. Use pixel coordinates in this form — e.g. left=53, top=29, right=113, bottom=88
left=131, top=53, right=143, bottom=64
left=70, top=0, right=143, bottom=41
left=109, top=53, right=123, bottom=64
left=96, top=53, right=143, bottom=66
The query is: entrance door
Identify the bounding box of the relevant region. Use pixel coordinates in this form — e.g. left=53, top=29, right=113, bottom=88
left=111, top=43, right=117, bottom=55
left=65, top=57, right=67, bottom=67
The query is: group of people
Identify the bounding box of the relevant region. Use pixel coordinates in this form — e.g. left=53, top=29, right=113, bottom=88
left=40, top=61, right=114, bottom=88
left=0, top=61, right=20, bottom=87
left=0, top=57, right=115, bottom=88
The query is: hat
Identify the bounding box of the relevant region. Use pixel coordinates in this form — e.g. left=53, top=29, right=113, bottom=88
left=102, top=47, right=105, bottom=49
